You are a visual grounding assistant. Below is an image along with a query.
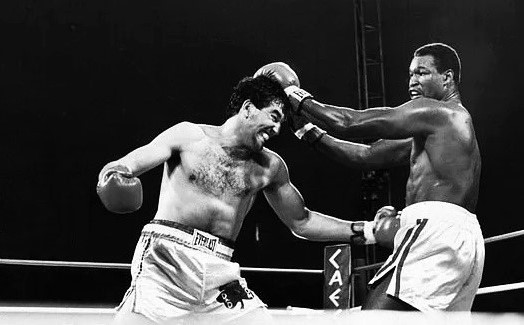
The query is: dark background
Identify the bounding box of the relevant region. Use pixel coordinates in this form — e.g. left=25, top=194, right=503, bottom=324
left=1, top=0, right=523, bottom=312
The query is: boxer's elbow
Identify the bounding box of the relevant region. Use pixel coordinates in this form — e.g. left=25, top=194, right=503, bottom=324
left=291, top=230, right=308, bottom=240
left=288, top=208, right=312, bottom=240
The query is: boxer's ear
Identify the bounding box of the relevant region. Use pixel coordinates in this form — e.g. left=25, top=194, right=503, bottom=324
left=241, top=99, right=255, bottom=118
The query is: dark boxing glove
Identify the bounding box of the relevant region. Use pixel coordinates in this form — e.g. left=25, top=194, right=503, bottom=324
left=254, top=62, right=300, bottom=88
left=96, top=165, right=143, bottom=214
left=254, top=62, right=313, bottom=113
left=373, top=206, right=400, bottom=249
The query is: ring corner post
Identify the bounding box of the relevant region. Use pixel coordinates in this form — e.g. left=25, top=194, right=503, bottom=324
left=323, top=244, right=352, bottom=309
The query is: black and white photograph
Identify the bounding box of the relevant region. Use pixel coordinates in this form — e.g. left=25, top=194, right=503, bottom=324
left=1, top=0, right=523, bottom=324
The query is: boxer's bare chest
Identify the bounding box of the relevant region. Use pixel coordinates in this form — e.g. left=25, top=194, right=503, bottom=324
left=181, top=141, right=268, bottom=197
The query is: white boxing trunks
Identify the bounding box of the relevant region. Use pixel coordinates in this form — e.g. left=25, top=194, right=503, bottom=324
left=368, top=201, right=485, bottom=311
left=114, top=219, right=267, bottom=324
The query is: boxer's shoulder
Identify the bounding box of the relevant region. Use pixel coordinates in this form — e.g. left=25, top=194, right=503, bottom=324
left=259, top=148, right=292, bottom=184
left=261, top=148, right=285, bottom=167
left=159, top=121, right=207, bottom=143
left=184, top=121, right=210, bottom=137
left=149, top=122, right=206, bottom=152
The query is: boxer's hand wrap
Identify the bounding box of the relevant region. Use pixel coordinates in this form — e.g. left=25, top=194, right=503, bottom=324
left=216, top=280, right=254, bottom=309
left=350, top=221, right=376, bottom=245
left=284, top=85, right=313, bottom=113
left=294, top=122, right=326, bottom=145
left=96, top=165, right=143, bottom=214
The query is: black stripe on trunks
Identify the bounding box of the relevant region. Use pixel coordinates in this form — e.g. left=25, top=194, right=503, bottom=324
left=373, top=227, right=415, bottom=280
left=394, top=218, right=429, bottom=297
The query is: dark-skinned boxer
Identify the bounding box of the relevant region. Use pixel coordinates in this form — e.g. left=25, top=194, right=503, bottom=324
left=256, top=43, right=484, bottom=312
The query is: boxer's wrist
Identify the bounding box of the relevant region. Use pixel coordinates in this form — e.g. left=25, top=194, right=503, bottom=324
left=350, top=221, right=377, bottom=245
left=284, top=85, right=313, bottom=113
left=363, top=221, right=377, bottom=244
left=293, top=122, right=315, bottom=139
left=99, top=164, right=133, bottom=186
left=301, top=125, right=326, bottom=145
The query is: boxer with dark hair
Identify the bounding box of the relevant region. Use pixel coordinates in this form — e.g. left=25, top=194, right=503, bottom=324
left=258, top=42, right=484, bottom=312
left=97, top=75, right=389, bottom=324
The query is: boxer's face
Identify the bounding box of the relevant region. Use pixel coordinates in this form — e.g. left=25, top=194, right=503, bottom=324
left=408, top=55, right=447, bottom=100
left=243, top=100, right=284, bottom=151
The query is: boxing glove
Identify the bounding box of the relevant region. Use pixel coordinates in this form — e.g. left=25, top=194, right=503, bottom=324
left=254, top=62, right=301, bottom=88
left=97, top=165, right=143, bottom=214
left=373, top=206, right=400, bottom=249
left=254, top=62, right=313, bottom=112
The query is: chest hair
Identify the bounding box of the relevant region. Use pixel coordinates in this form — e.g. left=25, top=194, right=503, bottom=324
left=190, top=146, right=259, bottom=197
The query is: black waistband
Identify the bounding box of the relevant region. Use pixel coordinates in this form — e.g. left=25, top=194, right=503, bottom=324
left=149, top=219, right=235, bottom=249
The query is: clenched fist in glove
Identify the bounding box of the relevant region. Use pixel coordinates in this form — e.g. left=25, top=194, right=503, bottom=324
left=373, top=205, right=400, bottom=249
left=349, top=205, right=400, bottom=248
left=97, top=165, right=143, bottom=214
left=254, top=62, right=300, bottom=89
left=254, top=62, right=313, bottom=113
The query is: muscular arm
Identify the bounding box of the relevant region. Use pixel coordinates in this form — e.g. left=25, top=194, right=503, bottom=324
left=312, top=136, right=412, bottom=170
left=297, top=97, right=448, bottom=140
left=262, top=152, right=363, bottom=242
left=98, top=122, right=202, bottom=179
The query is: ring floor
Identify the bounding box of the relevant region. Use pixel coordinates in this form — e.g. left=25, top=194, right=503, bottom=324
left=2, top=306, right=524, bottom=325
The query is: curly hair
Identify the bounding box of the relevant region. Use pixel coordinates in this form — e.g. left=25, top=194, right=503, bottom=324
left=227, top=75, right=291, bottom=118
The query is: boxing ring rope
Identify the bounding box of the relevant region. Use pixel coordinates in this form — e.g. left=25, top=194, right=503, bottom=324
left=0, top=259, right=322, bottom=274
left=0, top=260, right=521, bottom=295
left=476, top=282, right=524, bottom=295
left=0, top=229, right=522, bottom=297
left=483, top=229, right=524, bottom=244
left=0, top=259, right=130, bottom=270
left=1, top=229, right=520, bottom=270
left=350, top=229, right=524, bottom=295
left=351, top=230, right=524, bottom=272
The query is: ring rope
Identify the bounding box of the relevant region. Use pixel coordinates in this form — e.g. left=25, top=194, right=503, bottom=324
left=352, top=262, right=384, bottom=272
left=240, top=267, right=322, bottom=274
left=0, top=229, right=521, bottom=275
left=476, top=281, right=524, bottom=295
left=0, top=263, right=522, bottom=297
left=0, top=258, right=322, bottom=274
left=483, top=229, right=524, bottom=244
left=0, top=259, right=129, bottom=269
left=352, top=229, right=524, bottom=272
